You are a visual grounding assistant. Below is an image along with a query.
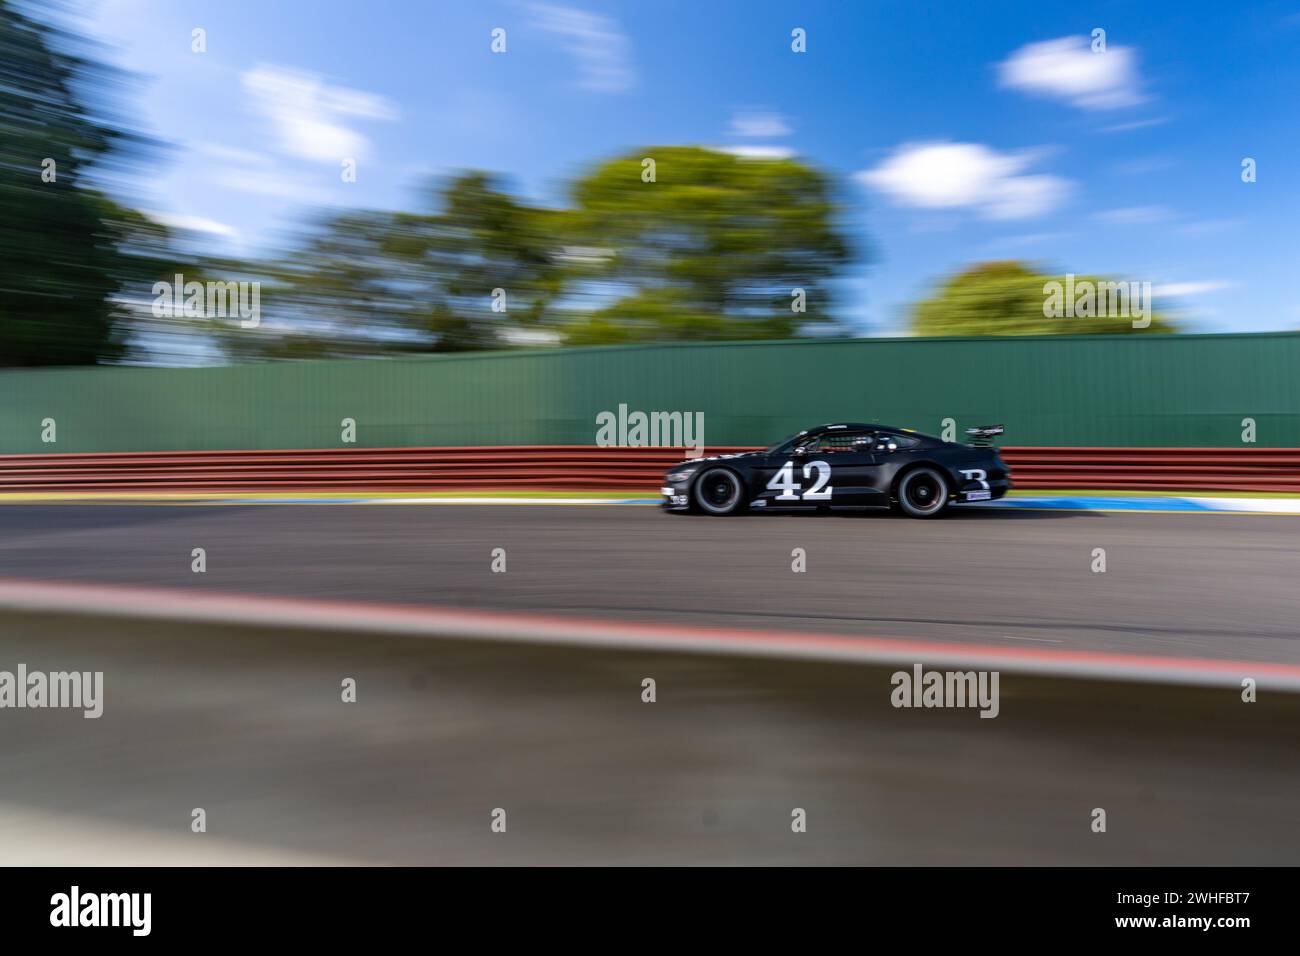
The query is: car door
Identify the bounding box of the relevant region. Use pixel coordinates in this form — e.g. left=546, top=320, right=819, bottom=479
left=752, top=436, right=821, bottom=509
left=808, top=430, right=884, bottom=506
left=756, top=430, right=881, bottom=508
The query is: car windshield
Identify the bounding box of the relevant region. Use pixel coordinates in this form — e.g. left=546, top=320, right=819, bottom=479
left=764, top=432, right=807, bottom=453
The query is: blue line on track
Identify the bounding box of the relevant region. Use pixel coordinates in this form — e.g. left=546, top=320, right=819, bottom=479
left=964, top=496, right=1215, bottom=512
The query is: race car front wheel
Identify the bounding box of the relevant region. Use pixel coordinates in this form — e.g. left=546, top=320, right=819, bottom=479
left=693, top=468, right=744, bottom=515
left=897, top=467, right=949, bottom=518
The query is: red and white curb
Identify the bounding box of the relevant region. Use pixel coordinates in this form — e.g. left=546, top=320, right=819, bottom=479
left=1, top=578, right=1297, bottom=691
left=5, top=493, right=1300, bottom=513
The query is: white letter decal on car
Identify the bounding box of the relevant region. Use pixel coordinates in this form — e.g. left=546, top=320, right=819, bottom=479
left=802, top=460, right=833, bottom=499
left=766, top=460, right=834, bottom=500
left=767, top=461, right=800, bottom=499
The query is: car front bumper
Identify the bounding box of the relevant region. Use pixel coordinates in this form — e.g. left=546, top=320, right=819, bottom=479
left=661, top=482, right=692, bottom=510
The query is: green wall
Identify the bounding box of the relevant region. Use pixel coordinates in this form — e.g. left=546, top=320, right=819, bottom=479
left=2, top=332, right=1298, bottom=453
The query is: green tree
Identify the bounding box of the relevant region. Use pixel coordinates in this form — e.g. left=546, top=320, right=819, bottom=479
left=214, top=172, right=562, bottom=360
left=0, top=0, right=169, bottom=366
left=911, top=261, right=1178, bottom=336
left=560, top=146, right=852, bottom=344
left=206, top=149, right=858, bottom=361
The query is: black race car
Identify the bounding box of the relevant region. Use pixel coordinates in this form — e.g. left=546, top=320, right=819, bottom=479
left=661, top=423, right=1010, bottom=518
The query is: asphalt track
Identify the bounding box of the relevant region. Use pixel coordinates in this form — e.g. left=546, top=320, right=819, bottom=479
left=1, top=503, right=1298, bottom=665
left=2, top=611, right=1297, bottom=865
left=2, top=503, right=1298, bottom=864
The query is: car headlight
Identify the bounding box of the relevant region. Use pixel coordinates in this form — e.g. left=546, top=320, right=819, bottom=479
left=666, top=469, right=697, bottom=483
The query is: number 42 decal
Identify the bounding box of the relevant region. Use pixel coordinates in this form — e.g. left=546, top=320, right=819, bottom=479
left=766, top=460, right=833, bottom=501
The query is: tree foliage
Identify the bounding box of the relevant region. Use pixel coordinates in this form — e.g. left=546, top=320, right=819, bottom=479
left=220, top=149, right=855, bottom=358
left=3, top=2, right=1191, bottom=366
left=910, top=261, right=1178, bottom=336
left=0, top=0, right=167, bottom=366
left=562, top=146, right=852, bottom=343
left=212, top=173, right=561, bottom=360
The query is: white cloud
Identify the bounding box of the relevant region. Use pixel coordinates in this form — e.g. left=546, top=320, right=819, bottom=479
left=981, top=231, right=1075, bottom=250
left=999, top=37, right=1143, bottom=110
left=1153, top=281, right=1234, bottom=297
left=211, top=166, right=338, bottom=205
left=1092, top=205, right=1174, bottom=224
left=1102, top=116, right=1169, bottom=133
left=1111, top=156, right=1175, bottom=176
left=193, top=143, right=267, bottom=166
left=241, top=65, right=397, bottom=163
left=530, top=4, right=634, bottom=93
left=857, top=141, right=1070, bottom=220
left=729, top=111, right=791, bottom=138
left=145, top=212, right=235, bottom=237
left=1175, top=218, right=1241, bottom=236
left=719, top=144, right=795, bottom=160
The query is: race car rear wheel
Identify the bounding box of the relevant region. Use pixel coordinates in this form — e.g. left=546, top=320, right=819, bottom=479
left=693, top=468, right=744, bottom=515
left=897, top=467, right=949, bottom=518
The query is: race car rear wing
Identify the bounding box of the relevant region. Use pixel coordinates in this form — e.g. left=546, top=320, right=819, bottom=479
left=965, top=424, right=1005, bottom=446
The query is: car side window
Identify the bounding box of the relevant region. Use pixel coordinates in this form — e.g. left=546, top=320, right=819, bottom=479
left=884, top=433, right=920, bottom=449
left=815, top=431, right=874, bottom=453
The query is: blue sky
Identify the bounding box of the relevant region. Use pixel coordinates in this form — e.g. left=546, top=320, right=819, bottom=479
left=75, top=0, right=1300, bottom=334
